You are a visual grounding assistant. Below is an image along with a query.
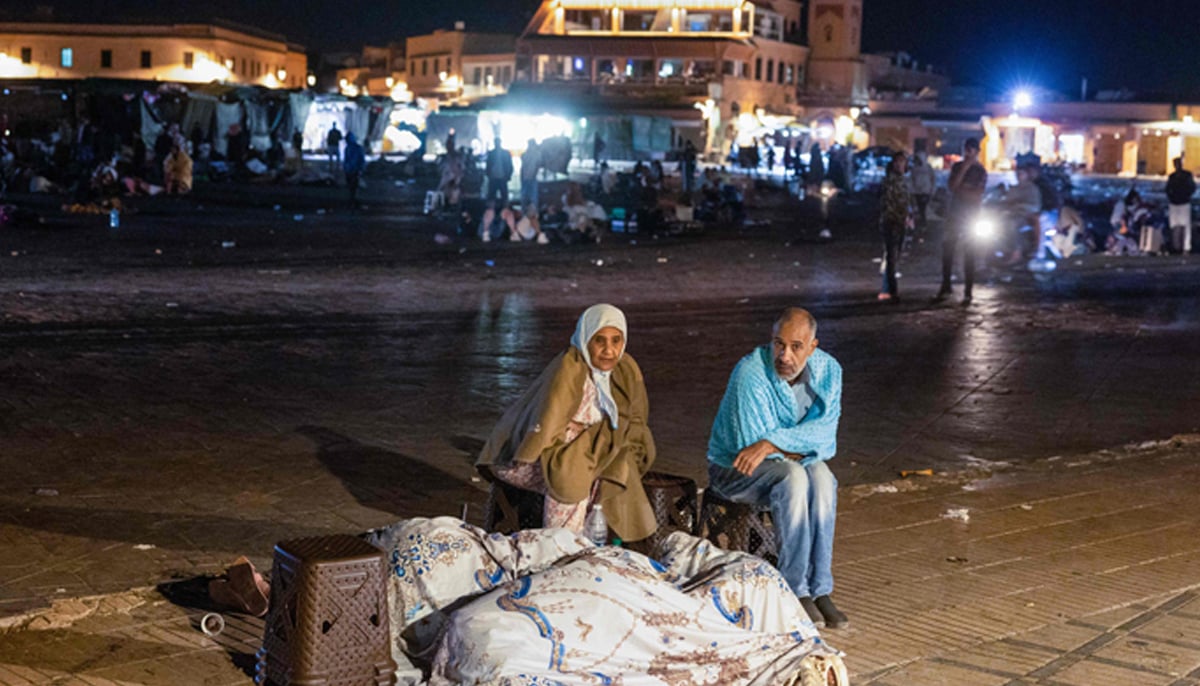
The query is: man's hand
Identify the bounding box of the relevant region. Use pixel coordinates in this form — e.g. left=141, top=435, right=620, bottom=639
left=732, top=439, right=779, bottom=476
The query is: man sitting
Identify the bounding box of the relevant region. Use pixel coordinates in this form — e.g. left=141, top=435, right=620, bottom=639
left=706, top=307, right=848, bottom=628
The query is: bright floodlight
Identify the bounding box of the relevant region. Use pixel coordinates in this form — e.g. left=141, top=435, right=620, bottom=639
left=972, top=215, right=997, bottom=241
left=1013, top=90, right=1033, bottom=111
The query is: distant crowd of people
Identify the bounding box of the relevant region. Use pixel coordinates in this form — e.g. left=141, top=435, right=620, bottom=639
left=874, top=138, right=1197, bottom=305
left=1, top=115, right=327, bottom=213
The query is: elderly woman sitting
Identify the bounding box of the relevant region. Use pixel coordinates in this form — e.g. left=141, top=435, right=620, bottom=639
left=477, top=303, right=657, bottom=543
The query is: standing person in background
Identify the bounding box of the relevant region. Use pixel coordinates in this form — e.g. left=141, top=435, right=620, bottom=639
left=130, top=132, right=147, bottom=179
left=935, top=138, right=987, bottom=305
left=520, top=138, right=541, bottom=210
left=807, top=143, right=825, bottom=194
left=1166, top=157, right=1195, bottom=254
left=908, top=151, right=935, bottom=240
left=190, top=125, right=204, bottom=157
left=593, top=132, right=606, bottom=167
left=485, top=138, right=514, bottom=207
left=878, top=152, right=912, bottom=302
left=342, top=132, right=365, bottom=208
left=325, top=123, right=342, bottom=173
left=682, top=139, right=698, bottom=194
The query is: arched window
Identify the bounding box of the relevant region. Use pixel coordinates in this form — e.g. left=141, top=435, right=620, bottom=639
left=824, top=25, right=834, bottom=42
left=766, top=59, right=774, bottom=83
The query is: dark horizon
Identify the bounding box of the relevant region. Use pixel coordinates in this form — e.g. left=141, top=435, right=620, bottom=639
left=4, top=0, right=1199, bottom=99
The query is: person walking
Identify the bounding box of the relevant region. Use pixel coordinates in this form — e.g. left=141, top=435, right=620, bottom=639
left=879, top=153, right=912, bottom=302
left=936, top=138, right=987, bottom=304
left=908, top=151, right=935, bottom=239
left=1166, top=157, right=1195, bottom=254
left=342, top=132, right=365, bottom=208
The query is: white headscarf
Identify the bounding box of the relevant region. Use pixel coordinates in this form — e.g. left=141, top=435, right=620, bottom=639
left=569, top=303, right=627, bottom=429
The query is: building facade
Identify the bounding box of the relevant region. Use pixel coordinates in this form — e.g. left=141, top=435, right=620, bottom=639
left=335, top=25, right=516, bottom=105
left=406, top=29, right=516, bottom=103
left=518, top=0, right=809, bottom=152
left=869, top=96, right=1200, bottom=176
left=0, top=21, right=307, bottom=88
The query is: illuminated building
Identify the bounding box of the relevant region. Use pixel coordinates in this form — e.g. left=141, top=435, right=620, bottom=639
left=869, top=93, right=1200, bottom=176
left=514, top=0, right=945, bottom=156
left=0, top=20, right=307, bottom=88
left=518, top=0, right=808, bottom=154
left=336, top=24, right=516, bottom=105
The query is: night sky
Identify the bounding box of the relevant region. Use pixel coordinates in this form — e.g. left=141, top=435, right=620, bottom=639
left=7, top=0, right=1200, bottom=97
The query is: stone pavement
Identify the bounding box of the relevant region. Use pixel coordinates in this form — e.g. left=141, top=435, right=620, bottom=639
left=2, top=435, right=1198, bottom=685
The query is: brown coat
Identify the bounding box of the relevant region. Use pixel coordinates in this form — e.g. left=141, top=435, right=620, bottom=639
left=477, top=348, right=657, bottom=541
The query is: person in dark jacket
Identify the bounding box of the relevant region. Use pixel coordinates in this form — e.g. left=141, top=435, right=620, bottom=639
left=807, top=143, right=825, bottom=193
left=342, top=132, right=366, bottom=207
left=878, top=152, right=911, bottom=302
left=485, top=138, right=514, bottom=206
left=1165, top=157, right=1195, bottom=253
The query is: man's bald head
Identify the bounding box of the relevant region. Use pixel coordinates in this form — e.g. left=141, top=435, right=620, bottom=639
left=771, top=308, right=819, bottom=383
left=773, top=307, right=817, bottom=340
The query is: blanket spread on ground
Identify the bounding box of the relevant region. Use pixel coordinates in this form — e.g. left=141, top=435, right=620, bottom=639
left=366, top=517, right=845, bottom=685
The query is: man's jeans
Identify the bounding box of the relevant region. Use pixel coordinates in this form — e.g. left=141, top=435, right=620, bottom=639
left=708, top=459, right=838, bottom=598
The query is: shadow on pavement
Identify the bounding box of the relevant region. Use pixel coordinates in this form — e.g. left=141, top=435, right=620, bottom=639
left=0, top=504, right=331, bottom=554
left=448, top=434, right=486, bottom=465
left=157, top=576, right=263, bottom=679
left=299, top=425, right=477, bottom=517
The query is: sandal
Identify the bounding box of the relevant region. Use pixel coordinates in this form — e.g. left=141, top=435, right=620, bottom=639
left=208, top=556, right=270, bottom=617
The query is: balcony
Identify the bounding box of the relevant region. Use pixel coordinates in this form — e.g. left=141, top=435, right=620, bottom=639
left=533, top=75, right=712, bottom=99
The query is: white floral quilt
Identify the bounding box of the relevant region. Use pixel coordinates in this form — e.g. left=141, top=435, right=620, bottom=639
left=366, top=517, right=846, bottom=685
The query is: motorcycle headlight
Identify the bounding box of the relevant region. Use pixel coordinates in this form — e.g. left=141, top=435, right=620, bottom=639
left=972, top=216, right=997, bottom=240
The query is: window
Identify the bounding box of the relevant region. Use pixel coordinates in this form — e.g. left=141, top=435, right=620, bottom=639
left=502, top=65, right=512, bottom=83
left=100, top=50, right=112, bottom=68
left=778, top=62, right=786, bottom=84
left=242, top=58, right=247, bottom=75
left=184, top=51, right=194, bottom=69
left=433, top=58, right=439, bottom=74
left=141, top=50, right=151, bottom=68
left=60, top=47, right=73, bottom=68
left=20, top=47, right=32, bottom=64
left=446, top=57, right=452, bottom=71
left=754, top=57, right=761, bottom=80
left=473, top=67, right=482, bottom=85
left=422, top=60, right=428, bottom=76
left=766, top=59, right=774, bottom=83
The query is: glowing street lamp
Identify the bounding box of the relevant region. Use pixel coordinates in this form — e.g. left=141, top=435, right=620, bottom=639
left=1013, top=90, right=1033, bottom=112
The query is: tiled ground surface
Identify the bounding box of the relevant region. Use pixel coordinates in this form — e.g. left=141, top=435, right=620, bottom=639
left=2, top=438, right=1198, bottom=685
